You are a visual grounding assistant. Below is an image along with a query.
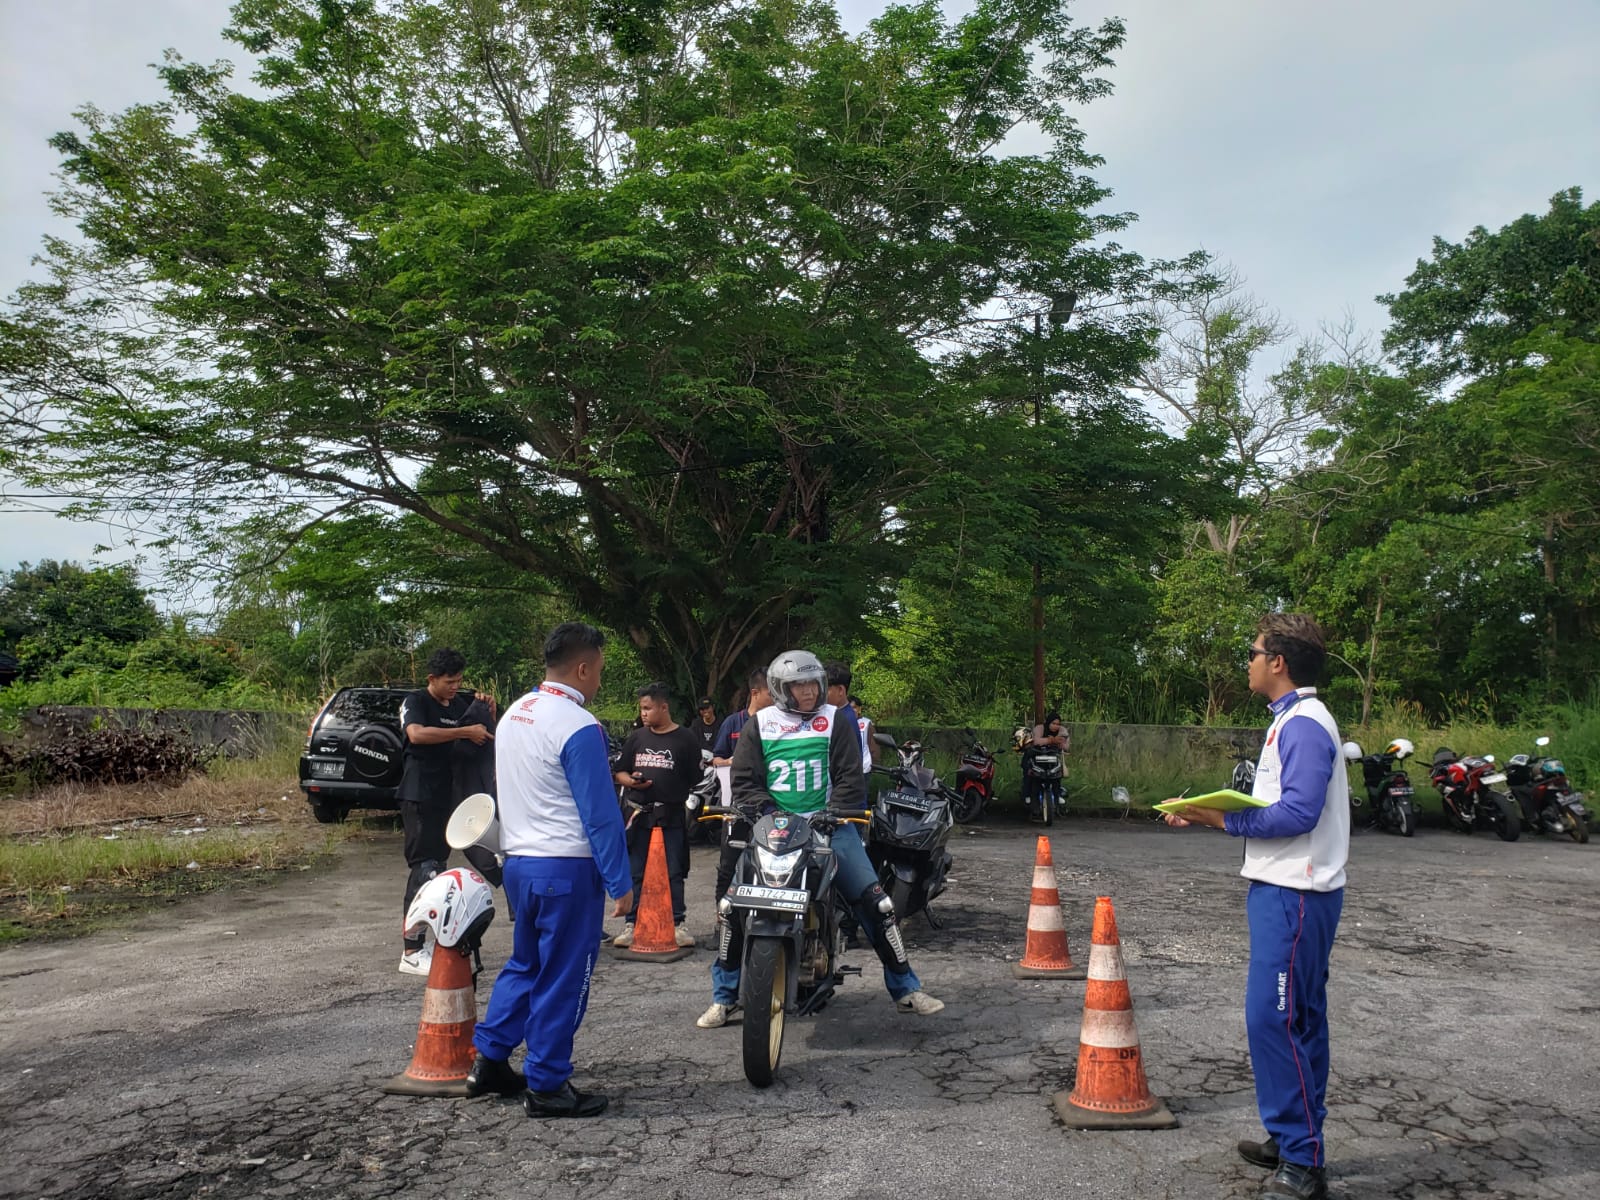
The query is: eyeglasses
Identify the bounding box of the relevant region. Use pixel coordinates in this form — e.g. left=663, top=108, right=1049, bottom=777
left=1245, top=645, right=1275, bottom=662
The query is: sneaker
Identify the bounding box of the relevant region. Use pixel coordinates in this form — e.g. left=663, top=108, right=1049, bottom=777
left=674, top=925, right=696, bottom=948
left=612, top=926, right=634, bottom=949
left=895, top=990, right=945, bottom=1015
left=465, top=1054, right=525, bottom=1098
left=1258, top=1163, right=1328, bottom=1200
left=398, top=946, right=432, bottom=976
left=1237, top=1135, right=1280, bottom=1169
left=696, top=1002, right=736, bottom=1029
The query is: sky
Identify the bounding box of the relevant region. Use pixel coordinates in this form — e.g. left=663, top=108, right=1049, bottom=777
left=2, top=0, right=1597, bottom=580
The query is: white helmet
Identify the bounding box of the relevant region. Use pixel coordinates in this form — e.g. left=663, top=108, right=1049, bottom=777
left=1385, top=738, right=1415, bottom=760
left=1341, top=741, right=1363, bottom=761
left=767, top=649, right=828, bottom=717
left=404, top=868, right=495, bottom=951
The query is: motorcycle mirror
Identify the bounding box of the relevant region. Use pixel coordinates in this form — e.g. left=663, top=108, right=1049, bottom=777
left=1341, top=741, right=1363, bottom=761
left=873, top=732, right=897, bottom=748
left=1536, top=736, right=1550, bottom=747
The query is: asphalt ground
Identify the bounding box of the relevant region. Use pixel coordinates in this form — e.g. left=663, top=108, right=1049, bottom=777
left=1, top=817, right=1596, bottom=1200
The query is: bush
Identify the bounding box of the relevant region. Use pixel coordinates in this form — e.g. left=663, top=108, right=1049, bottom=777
left=0, top=726, right=217, bottom=787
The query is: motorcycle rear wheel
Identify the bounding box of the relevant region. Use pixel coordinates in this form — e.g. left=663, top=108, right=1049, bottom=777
left=950, top=786, right=983, bottom=824
left=742, top=939, right=787, bottom=1088
left=1488, top=792, right=1521, bottom=842
left=1395, top=806, right=1415, bottom=838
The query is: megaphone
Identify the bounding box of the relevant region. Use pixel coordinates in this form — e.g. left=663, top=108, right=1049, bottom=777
left=447, top=792, right=501, bottom=857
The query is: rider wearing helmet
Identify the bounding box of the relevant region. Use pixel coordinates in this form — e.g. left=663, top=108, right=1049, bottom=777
left=695, top=650, right=944, bottom=1028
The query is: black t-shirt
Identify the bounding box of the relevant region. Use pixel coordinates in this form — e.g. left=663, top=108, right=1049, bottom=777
left=693, top=715, right=721, bottom=754
left=616, top=724, right=703, bottom=828
left=398, top=688, right=475, bottom=804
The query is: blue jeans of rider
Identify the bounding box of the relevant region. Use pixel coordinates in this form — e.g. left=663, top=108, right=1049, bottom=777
left=474, top=856, right=604, bottom=1092
left=710, top=821, right=920, bottom=1006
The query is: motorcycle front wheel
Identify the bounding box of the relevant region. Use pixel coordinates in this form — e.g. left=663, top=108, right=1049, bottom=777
left=950, top=786, right=983, bottom=824
left=1395, top=805, right=1415, bottom=838
left=742, top=939, right=787, bottom=1088
left=1563, top=808, right=1590, bottom=844
left=1488, top=792, right=1521, bottom=842
left=1040, top=787, right=1055, bottom=827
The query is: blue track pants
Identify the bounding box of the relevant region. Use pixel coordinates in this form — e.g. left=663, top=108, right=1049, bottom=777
left=473, top=856, right=603, bottom=1092
left=1245, top=881, right=1343, bottom=1168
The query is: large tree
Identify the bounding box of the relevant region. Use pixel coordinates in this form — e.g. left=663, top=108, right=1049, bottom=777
left=0, top=0, right=1189, bottom=697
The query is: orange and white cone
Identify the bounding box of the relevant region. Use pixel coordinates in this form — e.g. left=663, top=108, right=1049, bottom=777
left=1012, top=836, right=1086, bottom=979
left=606, top=826, right=693, bottom=963
left=1052, top=896, right=1177, bottom=1129
left=382, top=944, right=478, bottom=1097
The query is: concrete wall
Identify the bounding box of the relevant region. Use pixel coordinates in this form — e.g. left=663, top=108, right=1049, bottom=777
left=9, top=706, right=306, bottom=759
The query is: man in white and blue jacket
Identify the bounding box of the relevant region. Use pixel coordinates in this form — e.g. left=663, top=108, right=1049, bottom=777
left=464, top=623, right=634, bottom=1119
left=1165, top=613, right=1348, bottom=1200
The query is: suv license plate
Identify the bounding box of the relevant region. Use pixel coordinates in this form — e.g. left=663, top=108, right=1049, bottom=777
left=729, top=885, right=808, bottom=913
left=1482, top=772, right=1507, bottom=785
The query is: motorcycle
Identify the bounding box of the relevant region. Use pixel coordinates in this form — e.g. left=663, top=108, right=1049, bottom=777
left=1228, top=736, right=1258, bottom=794
left=866, top=732, right=956, bottom=926
left=1429, top=747, right=1520, bottom=841
left=1013, top=727, right=1065, bottom=826
left=1342, top=738, right=1419, bottom=837
left=687, top=748, right=720, bottom=844
left=715, top=808, right=856, bottom=1087
left=950, top=729, right=997, bottom=823
left=1506, top=736, right=1590, bottom=844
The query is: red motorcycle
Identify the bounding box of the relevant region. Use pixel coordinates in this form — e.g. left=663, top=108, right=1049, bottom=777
left=950, top=730, right=996, bottom=824
left=1429, top=748, right=1520, bottom=841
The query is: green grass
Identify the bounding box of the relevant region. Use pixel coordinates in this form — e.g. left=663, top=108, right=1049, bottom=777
left=0, top=828, right=323, bottom=896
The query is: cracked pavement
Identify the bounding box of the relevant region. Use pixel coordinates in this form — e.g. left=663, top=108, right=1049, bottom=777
left=1, top=820, right=1596, bottom=1199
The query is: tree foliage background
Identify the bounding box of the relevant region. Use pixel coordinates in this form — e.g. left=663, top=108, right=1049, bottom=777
left=1, top=1, right=1595, bottom=728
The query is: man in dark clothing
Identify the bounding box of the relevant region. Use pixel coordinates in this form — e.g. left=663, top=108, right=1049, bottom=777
left=451, top=692, right=507, bottom=895
left=692, top=699, right=721, bottom=754
left=397, top=647, right=494, bottom=975
left=611, top=682, right=702, bottom=947
left=709, top=668, right=771, bottom=904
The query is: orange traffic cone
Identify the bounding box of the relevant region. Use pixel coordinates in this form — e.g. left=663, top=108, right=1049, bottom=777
left=1012, top=836, right=1086, bottom=979
left=1052, top=896, right=1177, bottom=1129
left=382, top=944, right=478, bottom=1097
left=606, top=826, right=693, bottom=963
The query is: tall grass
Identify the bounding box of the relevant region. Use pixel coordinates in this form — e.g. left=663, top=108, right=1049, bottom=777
left=0, top=829, right=312, bottom=895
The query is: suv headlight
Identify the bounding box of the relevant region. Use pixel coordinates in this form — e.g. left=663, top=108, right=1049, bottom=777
left=755, top=846, right=804, bottom=880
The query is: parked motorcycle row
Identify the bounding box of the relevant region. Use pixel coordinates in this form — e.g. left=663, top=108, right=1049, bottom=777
left=1342, top=734, right=1589, bottom=844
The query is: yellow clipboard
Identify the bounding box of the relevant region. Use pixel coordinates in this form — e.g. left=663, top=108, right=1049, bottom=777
left=1153, top=789, right=1269, bottom=815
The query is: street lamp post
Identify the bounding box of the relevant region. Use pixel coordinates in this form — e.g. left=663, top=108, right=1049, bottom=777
left=1031, top=290, right=1077, bottom=728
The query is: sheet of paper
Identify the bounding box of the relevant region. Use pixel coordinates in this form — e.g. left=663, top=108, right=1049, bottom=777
left=1153, top=789, right=1269, bottom=814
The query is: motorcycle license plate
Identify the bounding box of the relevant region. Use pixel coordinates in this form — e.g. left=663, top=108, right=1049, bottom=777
left=728, top=885, right=808, bottom=913
left=1482, top=773, right=1507, bottom=785
left=886, top=790, right=932, bottom=812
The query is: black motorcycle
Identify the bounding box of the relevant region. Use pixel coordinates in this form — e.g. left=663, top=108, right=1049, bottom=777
left=1014, top=728, right=1065, bottom=826
left=1228, top=737, right=1258, bottom=794
left=866, top=732, right=956, bottom=926
left=717, top=809, right=854, bottom=1087
left=950, top=730, right=997, bottom=824
left=1506, top=736, right=1590, bottom=844
left=1342, top=737, right=1419, bottom=837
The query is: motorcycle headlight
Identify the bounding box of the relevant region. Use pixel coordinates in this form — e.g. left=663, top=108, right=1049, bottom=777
left=756, top=846, right=805, bottom=879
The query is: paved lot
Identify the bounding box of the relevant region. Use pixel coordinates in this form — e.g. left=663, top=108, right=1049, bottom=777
left=2, top=818, right=1597, bottom=1200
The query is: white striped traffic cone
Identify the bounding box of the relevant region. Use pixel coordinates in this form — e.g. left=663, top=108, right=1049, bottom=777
left=1012, top=836, right=1086, bottom=979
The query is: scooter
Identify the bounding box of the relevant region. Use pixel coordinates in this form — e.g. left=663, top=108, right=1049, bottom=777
left=1014, top=727, right=1065, bottom=826
left=1429, top=748, right=1520, bottom=841
left=1505, top=736, right=1589, bottom=843
left=1342, top=738, right=1419, bottom=837
left=950, top=730, right=996, bottom=823
left=866, top=732, right=956, bottom=926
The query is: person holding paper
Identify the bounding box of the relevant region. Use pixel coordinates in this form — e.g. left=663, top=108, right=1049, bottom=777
left=1163, top=613, right=1349, bottom=1200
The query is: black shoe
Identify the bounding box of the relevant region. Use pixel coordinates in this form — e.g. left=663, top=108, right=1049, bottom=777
left=523, top=1081, right=609, bottom=1119
left=1259, top=1162, right=1328, bottom=1200
left=464, top=1054, right=524, bottom=1098
left=1237, top=1135, right=1280, bottom=1169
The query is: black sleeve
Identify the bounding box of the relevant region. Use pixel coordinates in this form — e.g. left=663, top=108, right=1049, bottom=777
left=616, top=729, right=639, bottom=775
left=731, top=720, right=772, bottom=815
left=679, top=729, right=703, bottom=787
left=827, top=719, right=866, bottom=814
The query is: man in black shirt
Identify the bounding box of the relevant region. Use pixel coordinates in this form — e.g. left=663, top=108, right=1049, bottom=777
left=397, top=647, right=494, bottom=975
left=692, top=699, right=721, bottom=754
left=611, top=682, right=701, bottom=948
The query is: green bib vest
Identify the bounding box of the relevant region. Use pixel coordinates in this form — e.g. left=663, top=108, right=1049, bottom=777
left=752, top=702, right=838, bottom=814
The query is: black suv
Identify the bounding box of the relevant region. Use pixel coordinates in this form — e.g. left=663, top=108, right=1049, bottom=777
left=299, top=685, right=411, bottom=823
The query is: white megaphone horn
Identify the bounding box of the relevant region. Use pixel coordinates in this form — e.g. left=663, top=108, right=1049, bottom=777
left=446, top=792, right=501, bottom=859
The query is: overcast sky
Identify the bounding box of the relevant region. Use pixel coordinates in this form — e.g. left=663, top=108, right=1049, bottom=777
left=3, top=0, right=1597, bottom=580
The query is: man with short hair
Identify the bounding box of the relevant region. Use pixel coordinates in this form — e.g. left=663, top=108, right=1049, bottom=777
left=824, top=660, right=871, bottom=775
left=1164, top=614, right=1349, bottom=1200
left=396, top=647, right=494, bottom=975
left=692, top=698, right=721, bottom=754
left=611, top=683, right=702, bottom=947
left=465, top=622, right=633, bottom=1119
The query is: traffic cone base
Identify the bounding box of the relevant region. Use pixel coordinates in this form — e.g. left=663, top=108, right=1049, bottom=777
left=1010, top=836, right=1085, bottom=978
left=383, top=944, right=477, bottom=1097
left=608, top=827, right=694, bottom=963
left=1052, top=896, right=1178, bottom=1131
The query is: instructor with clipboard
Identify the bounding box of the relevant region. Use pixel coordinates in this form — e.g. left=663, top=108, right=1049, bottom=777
left=1163, top=613, right=1349, bottom=1200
